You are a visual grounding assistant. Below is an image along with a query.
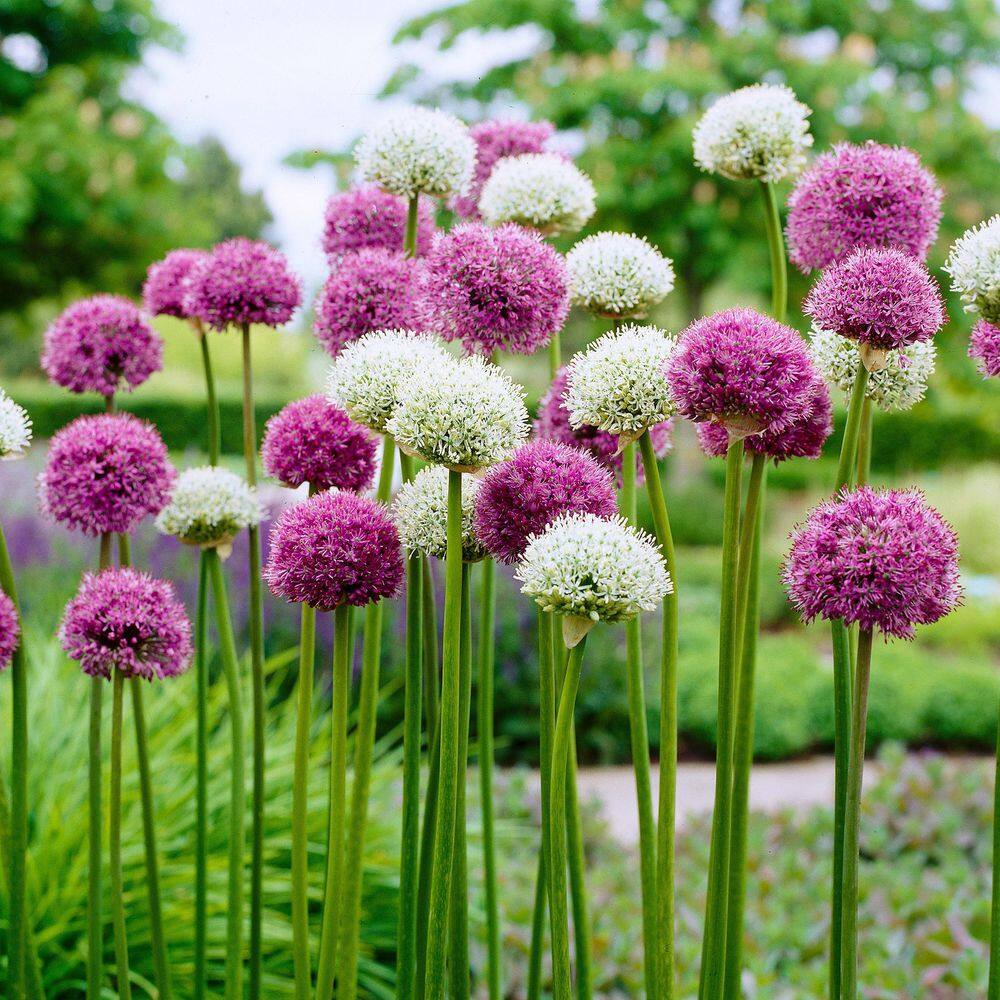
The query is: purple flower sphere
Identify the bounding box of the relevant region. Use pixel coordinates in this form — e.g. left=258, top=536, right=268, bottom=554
left=322, top=185, right=435, bottom=260
left=39, top=413, right=175, bottom=536
left=970, top=319, right=1000, bottom=378
left=264, top=490, right=403, bottom=611
left=666, top=308, right=817, bottom=436
left=60, top=568, right=193, bottom=680
left=474, top=440, right=618, bottom=565
left=534, top=367, right=673, bottom=483
left=262, top=395, right=378, bottom=493
left=786, top=141, right=943, bottom=272
left=418, top=223, right=569, bottom=356
left=41, top=294, right=163, bottom=398
left=186, top=238, right=301, bottom=329
left=313, top=248, right=422, bottom=357
left=143, top=249, right=208, bottom=319
left=804, top=247, right=944, bottom=353
left=0, top=590, right=19, bottom=672
left=783, top=487, right=961, bottom=640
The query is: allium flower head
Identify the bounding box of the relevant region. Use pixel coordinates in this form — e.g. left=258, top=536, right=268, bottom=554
left=156, top=466, right=262, bottom=548
left=322, top=184, right=435, bottom=260
left=40, top=414, right=174, bottom=536
left=417, top=222, right=569, bottom=355
left=264, top=490, right=403, bottom=610
left=186, top=238, right=301, bottom=329
left=453, top=119, right=555, bottom=220
left=811, top=327, right=936, bottom=410
left=393, top=466, right=485, bottom=562
left=693, top=83, right=812, bottom=183
left=262, top=395, right=377, bottom=493
left=326, top=328, right=450, bottom=433
left=356, top=107, right=475, bottom=199
left=42, top=294, right=163, bottom=398
left=786, top=142, right=943, bottom=272
left=313, top=248, right=422, bottom=357
left=0, top=591, right=19, bottom=672
left=566, top=232, right=675, bottom=319
left=666, top=308, right=817, bottom=437
left=475, top=441, right=618, bottom=565
left=783, top=487, right=961, bottom=640
left=143, top=249, right=208, bottom=319
left=387, top=354, right=529, bottom=472
left=945, top=216, right=1000, bottom=324
left=478, top=153, right=596, bottom=235
left=566, top=324, right=677, bottom=438
left=969, top=319, right=1000, bottom=378
left=0, top=389, right=32, bottom=460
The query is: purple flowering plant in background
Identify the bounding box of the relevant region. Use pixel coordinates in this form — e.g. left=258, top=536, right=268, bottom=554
left=970, top=319, right=1000, bottom=378
left=0, top=589, right=19, bottom=672
left=142, top=248, right=209, bottom=319
left=322, top=184, right=436, bottom=261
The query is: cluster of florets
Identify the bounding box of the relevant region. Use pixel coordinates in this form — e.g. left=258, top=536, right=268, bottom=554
left=42, top=295, right=163, bottom=398
left=786, top=142, right=943, bottom=272
left=783, top=487, right=961, bottom=640
left=156, top=467, right=262, bottom=547
left=143, top=249, right=208, bottom=319
left=356, top=107, right=475, bottom=199
left=322, top=185, right=435, bottom=261
left=417, top=223, right=569, bottom=355
left=39, top=414, right=174, bottom=536
left=60, top=568, right=193, bottom=680
left=945, top=215, right=1000, bottom=324
left=264, top=490, right=403, bottom=611
left=393, top=466, right=485, bottom=562
left=969, top=320, right=1000, bottom=379
left=692, top=83, right=813, bottom=183
left=185, top=238, right=301, bottom=329
left=478, top=153, right=596, bottom=235
left=566, top=232, right=675, bottom=319
left=0, top=389, right=32, bottom=460
left=0, top=590, right=19, bottom=672
left=387, top=354, right=528, bottom=472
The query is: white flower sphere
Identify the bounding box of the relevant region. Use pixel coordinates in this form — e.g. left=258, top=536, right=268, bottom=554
left=478, top=153, right=596, bottom=235
left=393, top=465, right=485, bottom=562
left=355, top=107, right=475, bottom=199
left=156, top=466, right=262, bottom=547
left=945, top=215, right=1000, bottom=324
left=693, top=83, right=813, bottom=183
left=566, top=324, right=677, bottom=437
left=326, top=329, right=451, bottom=434
left=387, top=354, right=528, bottom=472
left=810, top=327, right=936, bottom=412
left=0, top=389, right=31, bottom=460
left=567, top=232, right=675, bottom=319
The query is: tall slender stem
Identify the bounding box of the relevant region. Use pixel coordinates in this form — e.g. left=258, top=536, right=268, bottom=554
left=526, top=854, right=547, bottom=1000
left=989, top=694, right=1000, bottom=1000
left=759, top=181, right=787, bottom=325
left=196, top=323, right=221, bottom=465
left=548, top=332, right=561, bottom=380
left=194, top=551, right=209, bottom=1000
left=415, top=700, right=442, bottom=1000
left=109, top=670, right=132, bottom=1000
left=422, top=559, right=440, bottom=740
left=856, top=398, right=873, bottom=487
left=404, top=194, right=420, bottom=258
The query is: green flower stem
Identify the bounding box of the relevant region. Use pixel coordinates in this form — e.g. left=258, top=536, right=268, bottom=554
left=840, top=629, right=873, bottom=1000
left=548, top=331, right=561, bottom=380
left=195, top=320, right=221, bottom=465
left=759, top=181, right=787, bottom=324
left=415, top=699, right=442, bottom=1000
left=422, top=470, right=465, bottom=1000
left=405, top=194, right=420, bottom=258
left=109, top=669, right=132, bottom=1000
left=194, top=551, right=209, bottom=1000
left=856, top=397, right=873, bottom=487
left=205, top=547, right=246, bottom=1000
left=526, top=851, right=547, bottom=1000
left=990, top=694, right=1000, bottom=1000
left=422, top=558, right=440, bottom=739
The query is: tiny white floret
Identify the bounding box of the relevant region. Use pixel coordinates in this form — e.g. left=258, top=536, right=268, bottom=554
left=156, top=466, right=262, bottom=547
left=0, top=389, right=32, bottom=460
left=393, top=465, right=485, bottom=562
left=945, top=215, right=1000, bottom=324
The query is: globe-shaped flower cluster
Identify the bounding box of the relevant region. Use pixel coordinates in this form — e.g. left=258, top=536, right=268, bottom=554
left=0, top=590, right=19, bottom=673
left=0, top=389, right=32, bottom=460
left=322, top=185, right=435, bottom=261
left=969, top=319, right=1000, bottom=379
left=156, top=467, right=262, bottom=548
left=945, top=215, right=1000, bottom=324
left=143, top=249, right=208, bottom=319
left=393, top=466, right=485, bottom=562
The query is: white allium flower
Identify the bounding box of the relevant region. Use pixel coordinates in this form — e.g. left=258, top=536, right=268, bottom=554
left=810, top=327, right=936, bottom=412
left=326, top=329, right=451, bottom=434
left=0, top=389, right=32, bottom=460
left=944, top=215, right=1000, bottom=324
left=567, top=232, right=675, bottom=318
left=478, top=153, right=596, bottom=235
left=156, top=466, right=262, bottom=547
left=392, top=466, right=485, bottom=562
left=387, top=354, right=528, bottom=472
left=566, top=324, right=677, bottom=436
left=355, top=107, right=475, bottom=199
left=692, top=83, right=813, bottom=183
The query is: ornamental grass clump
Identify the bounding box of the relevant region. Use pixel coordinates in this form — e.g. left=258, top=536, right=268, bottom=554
left=322, top=184, right=436, bottom=260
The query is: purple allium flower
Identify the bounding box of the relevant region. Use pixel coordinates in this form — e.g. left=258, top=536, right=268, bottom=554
left=262, top=395, right=378, bottom=493
left=474, top=440, right=618, bottom=565
left=186, top=238, right=301, bottom=329
left=313, top=248, right=422, bottom=358
left=970, top=319, right=1000, bottom=378
left=143, top=249, right=208, bottom=319
left=60, top=568, right=193, bottom=680
left=39, top=414, right=175, bottom=536
left=452, top=119, right=555, bottom=220
left=803, top=247, right=944, bottom=355
left=666, top=308, right=817, bottom=437
left=41, top=295, right=163, bottom=398
left=264, top=490, right=403, bottom=611
left=534, top=367, right=673, bottom=484
left=783, top=487, right=961, bottom=640
left=786, top=141, right=943, bottom=272
left=0, top=590, right=19, bottom=672
left=417, top=223, right=569, bottom=355
left=322, top=185, right=436, bottom=260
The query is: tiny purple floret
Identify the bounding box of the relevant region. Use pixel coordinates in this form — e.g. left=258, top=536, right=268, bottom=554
left=0, top=590, right=19, bottom=672
left=143, top=249, right=208, bottom=319
left=322, top=184, right=435, bottom=260
left=970, top=319, right=1000, bottom=378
